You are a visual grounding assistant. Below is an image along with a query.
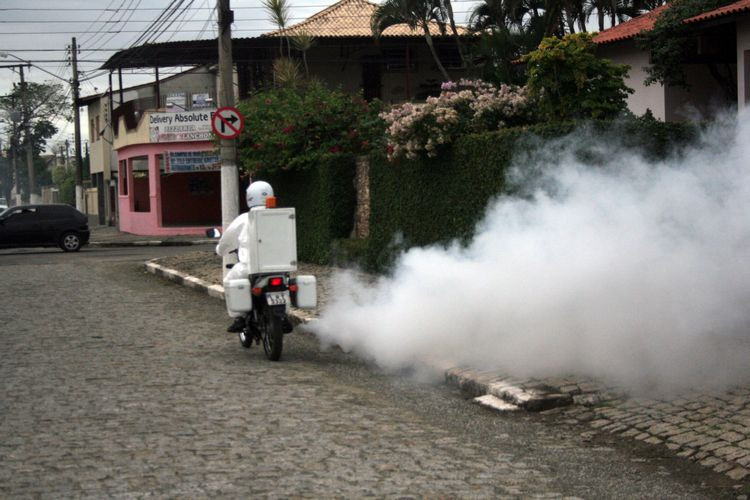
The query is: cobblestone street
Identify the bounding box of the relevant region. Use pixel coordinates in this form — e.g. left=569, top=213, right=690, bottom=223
left=0, top=246, right=743, bottom=497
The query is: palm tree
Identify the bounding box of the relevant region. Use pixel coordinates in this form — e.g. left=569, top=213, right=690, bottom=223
left=371, top=0, right=451, bottom=81
left=438, top=0, right=469, bottom=67
left=584, top=0, right=608, bottom=31
left=263, top=0, right=292, bottom=56
left=291, top=32, right=315, bottom=76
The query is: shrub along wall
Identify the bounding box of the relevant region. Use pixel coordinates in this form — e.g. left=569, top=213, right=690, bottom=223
left=365, top=117, right=697, bottom=271
left=256, top=153, right=357, bottom=265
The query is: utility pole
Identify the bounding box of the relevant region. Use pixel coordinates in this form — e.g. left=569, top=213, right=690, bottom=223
left=18, top=65, right=39, bottom=204
left=10, top=93, right=20, bottom=205
left=71, top=38, right=84, bottom=211
left=218, top=0, right=239, bottom=276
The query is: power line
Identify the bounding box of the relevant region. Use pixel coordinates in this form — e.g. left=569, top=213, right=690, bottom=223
left=0, top=5, right=410, bottom=11
left=80, top=0, right=131, bottom=49
left=0, top=49, right=127, bottom=52
left=0, top=59, right=108, bottom=63
left=0, top=26, right=476, bottom=35
left=77, top=0, right=121, bottom=47
left=80, top=0, right=143, bottom=58
left=0, top=10, right=477, bottom=24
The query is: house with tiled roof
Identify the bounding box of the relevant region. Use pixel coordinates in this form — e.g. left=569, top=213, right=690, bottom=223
left=594, top=1, right=749, bottom=121
left=260, top=0, right=471, bottom=101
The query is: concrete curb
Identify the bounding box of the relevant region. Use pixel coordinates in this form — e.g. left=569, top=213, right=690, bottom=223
left=445, top=367, right=574, bottom=412
left=144, top=260, right=313, bottom=327
left=92, top=239, right=214, bottom=248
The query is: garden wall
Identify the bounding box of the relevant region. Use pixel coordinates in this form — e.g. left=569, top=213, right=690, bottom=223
left=257, top=153, right=357, bottom=265
left=365, top=118, right=697, bottom=271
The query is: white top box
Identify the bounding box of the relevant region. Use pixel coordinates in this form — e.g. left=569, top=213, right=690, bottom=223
left=245, top=207, right=298, bottom=274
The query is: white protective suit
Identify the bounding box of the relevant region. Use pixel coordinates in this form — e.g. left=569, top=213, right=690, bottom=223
left=216, top=181, right=274, bottom=318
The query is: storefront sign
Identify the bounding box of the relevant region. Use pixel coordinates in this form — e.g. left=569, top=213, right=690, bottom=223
left=166, top=151, right=221, bottom=173
left=192, top=93, right=212, bottom=108
left=149, top=110, right=215, bottom=142
left=165, top=92, right=187, bottom=112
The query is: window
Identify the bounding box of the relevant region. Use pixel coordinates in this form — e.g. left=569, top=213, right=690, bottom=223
left=5, top=207, right=37, bottom=221
left=382, top=48, right=416, bottom=72
left=120, top=160, right=128, bottom=195
left=40, top=206, right=74, bottom=219
left=131, top=156, right=150, bottom=213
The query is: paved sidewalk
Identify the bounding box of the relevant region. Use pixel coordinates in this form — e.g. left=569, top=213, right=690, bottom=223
left=144, top=256, right=750, bottom=487
left=88, top=225, right=214, bottom=247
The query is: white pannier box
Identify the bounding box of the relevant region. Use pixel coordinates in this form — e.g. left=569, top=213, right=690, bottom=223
left=246, top=207, right=298, bottom=274
left=224, top=278, right=253, bottom=313
left=292, top=275, right=317, bottom=309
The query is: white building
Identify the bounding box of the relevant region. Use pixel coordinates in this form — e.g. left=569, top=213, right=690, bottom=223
left=594, top=0, right=749, bottom=121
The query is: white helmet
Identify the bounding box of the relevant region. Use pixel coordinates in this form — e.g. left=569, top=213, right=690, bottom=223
left=246, top=181, right=274, bottom=208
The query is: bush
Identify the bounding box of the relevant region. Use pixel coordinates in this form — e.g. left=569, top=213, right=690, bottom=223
left=236, top=82, right=383, bottom=174
left=524, top=33, right=633, bottom=121
left=363, top=117, right=696, bottom=271
left=256, top=153, right=357, bottom=264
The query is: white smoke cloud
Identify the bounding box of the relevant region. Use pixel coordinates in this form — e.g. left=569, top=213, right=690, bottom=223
left=311, top=111, right=750, bottom=395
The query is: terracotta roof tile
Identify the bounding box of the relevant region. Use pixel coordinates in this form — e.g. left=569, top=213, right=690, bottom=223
left=593, top=4, right=670, bottom=44
left=684, top=0, right=750, bottom=23
left=263, top=0, right=469, bottom=38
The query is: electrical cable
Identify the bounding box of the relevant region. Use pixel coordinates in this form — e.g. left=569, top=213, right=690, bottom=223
left=81, top=0, right=135, bottom=53
left=78, top=0, right=122, bottom=47
left=80, top=0, right=143, bottom=58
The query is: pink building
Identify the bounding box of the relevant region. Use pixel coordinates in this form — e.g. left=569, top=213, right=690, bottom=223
left=114, top=108, right=223, bottom=236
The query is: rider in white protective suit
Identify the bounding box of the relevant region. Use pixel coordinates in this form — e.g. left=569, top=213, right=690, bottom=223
left=216, top=180, right=274, bottom=332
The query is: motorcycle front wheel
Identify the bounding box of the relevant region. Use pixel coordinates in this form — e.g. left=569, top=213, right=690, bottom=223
left=238, top=328, right=253, bottom=348
left=262, top=310, right=284, bottom=361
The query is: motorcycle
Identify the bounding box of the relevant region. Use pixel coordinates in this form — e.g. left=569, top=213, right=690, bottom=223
left=211, top=225, right=317, bottom=362
left=227, top=265, right=302, bottom=361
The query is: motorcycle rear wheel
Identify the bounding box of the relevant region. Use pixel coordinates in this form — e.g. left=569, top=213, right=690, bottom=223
left=262, top=311, right=284, bottom=361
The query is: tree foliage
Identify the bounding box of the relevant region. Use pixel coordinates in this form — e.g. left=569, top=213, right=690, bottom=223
left=236, top=81, right=384, bottom=174
left=371, top=0, right=452, bottom=81
left=637, top=0, right=735, bottom=89
left=52, top=166, right=75, bottom=205
left=0, top=81, right=66, bottom=200
left=524, top=32, right=633, bottom=120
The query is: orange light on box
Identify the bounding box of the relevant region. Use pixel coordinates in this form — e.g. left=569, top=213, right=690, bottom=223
left=265, top=196, right=277, bottom=208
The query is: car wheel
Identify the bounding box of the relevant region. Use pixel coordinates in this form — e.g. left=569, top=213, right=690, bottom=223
left=59, top=232, right=82, bottom=252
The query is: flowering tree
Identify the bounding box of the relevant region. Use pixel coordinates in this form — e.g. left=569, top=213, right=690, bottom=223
left=236, top=82, right=383, bottom=173
left=380, top=79, right=531, bottom=161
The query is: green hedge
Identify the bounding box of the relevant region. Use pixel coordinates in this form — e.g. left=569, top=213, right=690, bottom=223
left=256, top=153, right=356, bottom=265
left=365, top=117, right=697, bottom=271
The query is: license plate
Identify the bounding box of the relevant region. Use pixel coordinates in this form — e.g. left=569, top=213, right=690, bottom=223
left=266, top=291, right=289, bottom=306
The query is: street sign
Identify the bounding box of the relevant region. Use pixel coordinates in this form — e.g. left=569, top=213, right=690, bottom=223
left=211, top=106, right=245, bottom=139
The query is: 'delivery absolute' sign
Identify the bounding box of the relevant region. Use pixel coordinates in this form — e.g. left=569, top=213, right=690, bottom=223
left=149, top=109, right=215, bottom=142
left=166, top=151, right=221, bottom=173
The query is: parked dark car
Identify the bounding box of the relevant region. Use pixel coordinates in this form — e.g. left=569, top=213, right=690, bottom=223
left=0, top=204, right=90, bottom=252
